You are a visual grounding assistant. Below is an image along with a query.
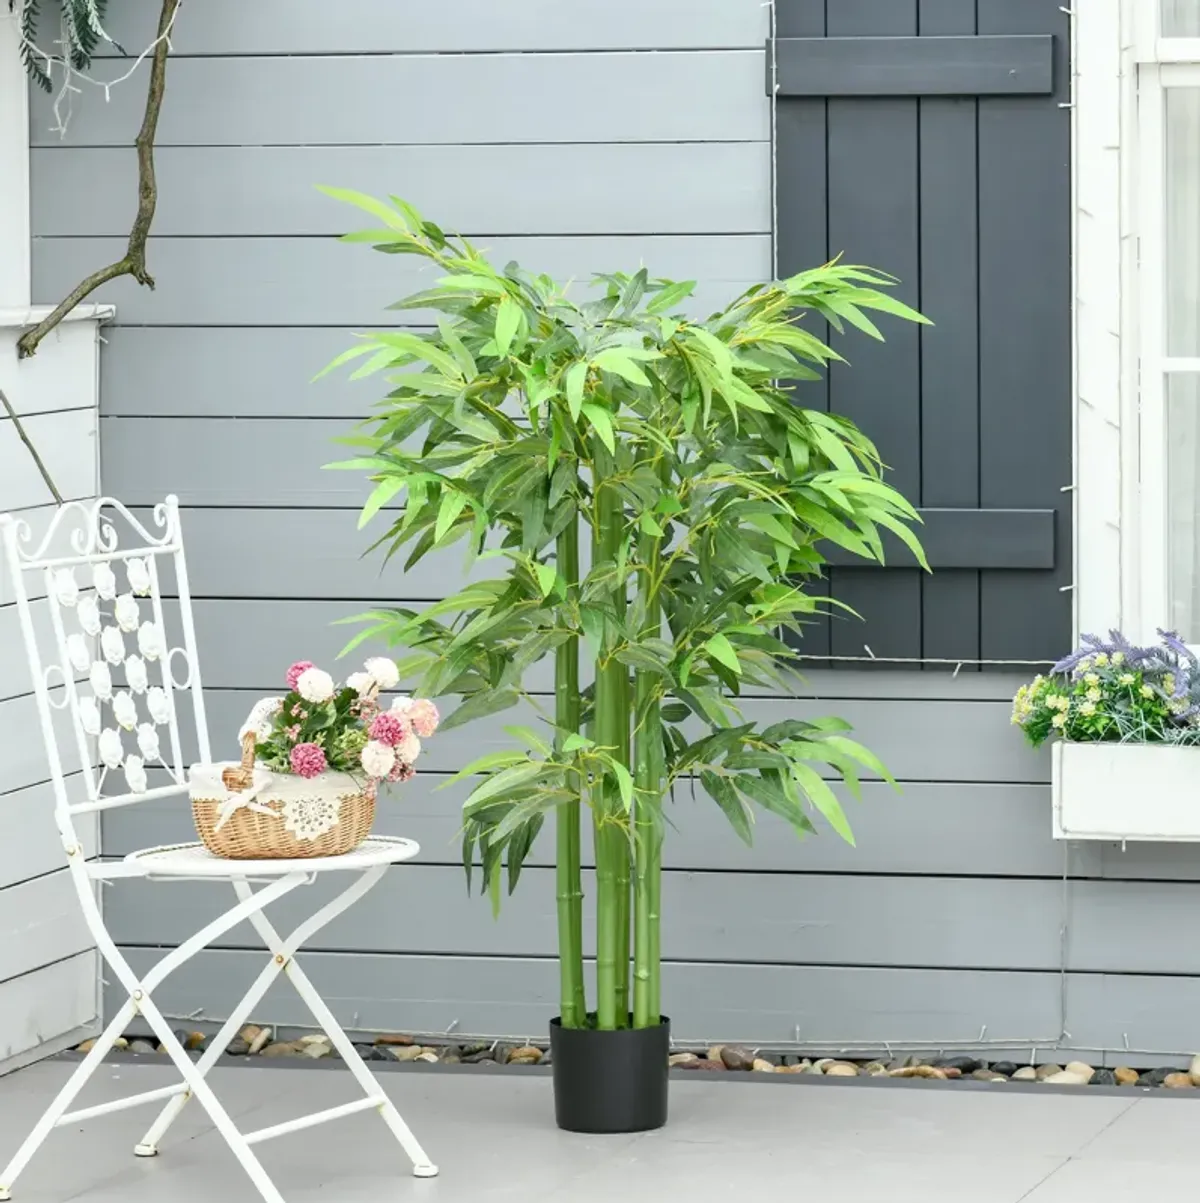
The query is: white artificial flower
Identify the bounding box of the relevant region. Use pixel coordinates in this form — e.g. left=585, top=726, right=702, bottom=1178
left=92, top=561, right=117, bottom=601
left=114, top=593, right=140, bottom=633
left=395, top=732, right=421, bottom=765
left=1051, top=713, right=1067, bottom=729
left=239, top=696, right=284, bottom=742
left=98, top=728, right=124, bottom=770
left=389, top=694, right=413, bottom=716
left=53, top=568, right=79, bottom=607
left=100, top=626, right=125, bottom=665
left=360, top=739, right=396, bottom=778
left=364, top=657, right=400, bottom=691
left=146, top=686, right=171, bottom=725
left=124, top=557, right=152, bottom=596
left=346, top=671, right=373, bottom=696
left=66, top=633, right=91, bottom=673
left=112, top=690, right=138, bottom=731
left=125, top=654, right=149, bottom=694
left=77, top=595, right=101, bottom=636
left=89, top=660, right=113, bottom=701
left=78, top=695, right=102, bottom=737
left=123, top=754, right=148, bottom=795
left=137, top=621, right=162, bottom=661
left=296, top=667, right=335, bottom=704
left=136, top=723, right=160, bottom=761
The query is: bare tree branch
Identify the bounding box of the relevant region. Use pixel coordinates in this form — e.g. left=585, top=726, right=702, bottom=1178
left=17, top=0, right=180, bottom=359
left=0, top=386, right=63, bottom=503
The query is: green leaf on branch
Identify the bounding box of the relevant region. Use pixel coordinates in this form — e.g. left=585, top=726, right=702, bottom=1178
left=705, top=633, right=742, bottom=675
left=790, top=762, right=856, bottom=846
left=440, top=687, right=521, bottom=731
left=581, top=403, right=615, bottom=453
left=591, top=348, right=652, bottom=388
left=495, top=295, right=521, bottom=357
left=700, top=770, right=753, bottom=846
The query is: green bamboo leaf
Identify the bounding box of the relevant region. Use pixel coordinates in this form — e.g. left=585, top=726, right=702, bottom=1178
left=611, top=761, right=634, bottom=810
left=357, top=477, right=406, bottom=529
left=562, top=733, right=594, bottom=753
left=504, top=724, right=555, bottom=757
left=791, top=762, right=856, bottom=846
left=463, top=762, right=550, bottom=812
left=660, top=702, right=690, bottom=723
left=591, top=348, right=651, bottom=388
left=646, top=279, right=697, bottom=314
left=705, top=633, right=742, bottom=675
left=440, top=686, right=521, bottom=731
left=313, top=340, right=377, bottom=381
left=439, top=749, right=528, bottom=787
left=534, top=562, right=558, bottom=598
left=874, top=510, right=931, bottom=572
left=437, top=274, right=509, bottom=296
left=317, top=185, right=411, bottom=230
left=700, top=770, right=753, bottom=845
left=435, top=490, right=469, bottom=542
left=564, top=362, right=588, bottom=421
left=581, top=403, right=615, bottom=453
left=495, top=294, right=521, bottom=357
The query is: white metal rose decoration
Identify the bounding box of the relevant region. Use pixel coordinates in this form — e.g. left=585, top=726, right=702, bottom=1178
left=53, top=568, right=79, bottom=607
left=136, top=723, right=160, bottom=761
left=112, top=690, right=138, bottom=732
left=124, top=557, right=152, bottom=596
left=113, top=593, right=140, bottom=633
left=77, top=595, right=101, bottom=637
left=66, top=633, right=91, bottom=673
left=146, top=686, right=171, bottom=725
left=92, top=562, right=117, bottom=601
left=137, top=621, right=162, bottom=661
left=89, top=661, right=113, bottom=701
left=100, top=626, right=125, bottom=665
left=98, top=728, right=123, bottom=770
left=125, top=654, right=149, bottom=694
left=78, top=695, right=102, bottom=736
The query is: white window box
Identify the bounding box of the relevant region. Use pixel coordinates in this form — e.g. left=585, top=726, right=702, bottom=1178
left=1052, top=740, right=1200, bottom=842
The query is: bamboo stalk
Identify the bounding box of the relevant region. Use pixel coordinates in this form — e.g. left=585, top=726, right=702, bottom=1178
left=555, top=516, right=586, bottom=1028
left=632, top=483, right=665, bottom=1030
left=591, top=441, right=629, bottom=1031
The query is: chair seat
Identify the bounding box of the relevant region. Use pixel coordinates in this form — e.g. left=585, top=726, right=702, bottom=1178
left=122, top=835, right=420, bottom=877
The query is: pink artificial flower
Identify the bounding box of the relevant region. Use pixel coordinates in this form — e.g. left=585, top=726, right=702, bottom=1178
left=286, top=725, right=301, bottom=741
left=289, top=742, right=327, bottom=779
left=407, top=698, right=440, bottom=738
left=286, top=660, right=315, bottom=691
left=369, top=711, right=410, bottom=748
left=388, top=761, right=416, bottom=784
left=290, top=703, right=303, bottom=717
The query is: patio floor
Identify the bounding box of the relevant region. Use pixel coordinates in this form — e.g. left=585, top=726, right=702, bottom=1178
left=0, top=1058, right=1192, bottom=1201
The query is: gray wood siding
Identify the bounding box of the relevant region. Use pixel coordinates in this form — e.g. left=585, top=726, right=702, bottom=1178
left=31, top=0, right=1200, bottom=1063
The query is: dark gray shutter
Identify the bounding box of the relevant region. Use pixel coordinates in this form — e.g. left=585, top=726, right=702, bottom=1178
left=774, top=0, right=1071, bottom=668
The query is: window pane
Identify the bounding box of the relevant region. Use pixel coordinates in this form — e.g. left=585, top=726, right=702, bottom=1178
left=1165, top=0, right=1200, bottom=36
left=1167, top=90, right=1200, bottom=355
left=1168, top=375, right=1200, bottom=640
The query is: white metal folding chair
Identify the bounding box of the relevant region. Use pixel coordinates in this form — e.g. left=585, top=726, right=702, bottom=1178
left=0, top=496, right=438, bottom=1202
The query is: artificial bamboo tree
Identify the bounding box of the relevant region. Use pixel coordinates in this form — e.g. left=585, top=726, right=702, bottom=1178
left=324, top=190, right=927, bottom=1053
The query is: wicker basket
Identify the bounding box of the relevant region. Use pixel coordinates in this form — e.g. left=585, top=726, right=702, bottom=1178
left=190, top=731, right=375, bottom=860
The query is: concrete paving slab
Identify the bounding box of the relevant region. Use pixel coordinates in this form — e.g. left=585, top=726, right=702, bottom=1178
left=0, top=1061, right=1182, bottom=1202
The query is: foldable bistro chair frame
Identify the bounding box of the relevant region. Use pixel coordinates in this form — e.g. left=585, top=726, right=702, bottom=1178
left=0, top=496, right=437, bottom=1202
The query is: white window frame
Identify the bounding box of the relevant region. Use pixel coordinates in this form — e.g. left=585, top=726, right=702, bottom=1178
left=1078, top=2, right=1200, bottom=645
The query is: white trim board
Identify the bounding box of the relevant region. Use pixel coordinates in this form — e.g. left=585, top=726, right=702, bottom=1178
left=0, top=12, right=30, bottom=309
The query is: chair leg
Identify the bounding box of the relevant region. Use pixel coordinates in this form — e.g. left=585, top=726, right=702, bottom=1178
left=134, top=994, right=287, bottom=1203
left=239, top=878, right=440, bottom=1179
left=0, top=1000, right=137, bottom=1200
left=134, top=953, right=286, bottom=1156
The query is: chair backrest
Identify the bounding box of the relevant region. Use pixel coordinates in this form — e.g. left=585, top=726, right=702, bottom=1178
left=0, top=495, right=210, bottom=830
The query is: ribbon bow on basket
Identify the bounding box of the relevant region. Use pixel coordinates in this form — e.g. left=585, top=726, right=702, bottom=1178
left=214, top=731, right=277, bottom=830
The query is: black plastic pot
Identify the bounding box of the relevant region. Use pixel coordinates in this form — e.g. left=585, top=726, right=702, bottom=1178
left=549, top=1016, right=670, bottom=1133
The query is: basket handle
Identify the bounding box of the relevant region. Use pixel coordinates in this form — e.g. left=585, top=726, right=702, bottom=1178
left=221, top=731, right=257, bottom=793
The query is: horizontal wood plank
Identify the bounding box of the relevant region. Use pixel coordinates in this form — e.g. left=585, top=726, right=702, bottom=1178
left=0, top=952, right=97, bottom=1065
left=104, top=776, right=1059, bottom=876
left=193, top=690, right=1042, bottom=784
left=93, top=0, right=771, bottom=55
left=822, top=507, right=1056, bottom=570
left=33, top=143, right=769, bottom=234
left=108, top=947, right=1200, bottom=1060
left=0, top=409, right=96, bottom=512
left=0, top=694, right=89, bottom=797
left=34, top=237, right=770, bottom=327
left=0, top=320, right=100, bottom=417
left=0, top=778, right=97, bottom=890
left=0, top=871, right=93, bottom=986
left=108, top=867, right=1064, bottom=970
left=31, top=54, right=767, bottom=150
left=775, top=35, right=1055, bottom=97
